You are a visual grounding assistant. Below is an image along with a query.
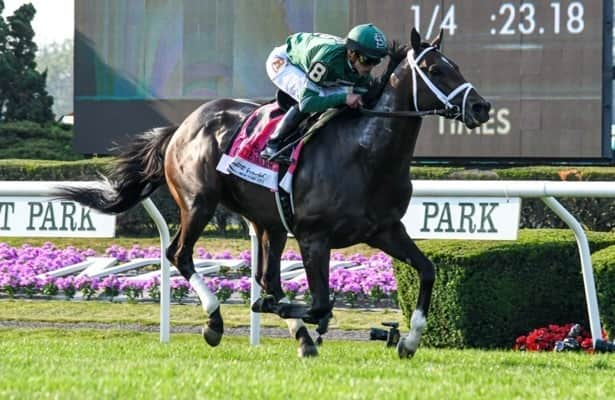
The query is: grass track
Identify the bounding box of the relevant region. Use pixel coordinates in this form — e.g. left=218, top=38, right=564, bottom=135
left=0, top=299, right=401, bottom=331
left=3, top=236, right=615, bottom=398
left=1, top=328, right=614, bottom=399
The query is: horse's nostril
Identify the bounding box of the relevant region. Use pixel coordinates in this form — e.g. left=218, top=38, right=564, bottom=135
left=472, top=102, right=491, bottom=115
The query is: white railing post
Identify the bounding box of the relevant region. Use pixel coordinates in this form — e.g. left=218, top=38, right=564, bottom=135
left=248, top=223, right=261, bottom=345
left=542, top=196, right=603, bottom=346
left=141, top=198, right=171, bottom=343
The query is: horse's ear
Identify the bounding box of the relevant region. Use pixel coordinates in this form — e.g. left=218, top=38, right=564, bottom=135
left=431, top=29, right=444, bottom=49
left=411, top=27, right=421, bottom=54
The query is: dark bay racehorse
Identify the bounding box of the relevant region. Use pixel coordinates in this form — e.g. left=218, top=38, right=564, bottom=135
left=57, top=29, right=490, bottom=358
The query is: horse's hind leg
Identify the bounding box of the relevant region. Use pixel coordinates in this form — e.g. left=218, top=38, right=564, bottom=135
left=171, top=195, right=223, bottom=346
left=258, top=228, right=287, bottom=300
left=250, top=226, right=317, bottom=357
left=366, top=222, right=435, bottom=359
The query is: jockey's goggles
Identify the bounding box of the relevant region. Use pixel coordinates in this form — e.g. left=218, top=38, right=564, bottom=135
left=357, top=53, right=381, bottom=66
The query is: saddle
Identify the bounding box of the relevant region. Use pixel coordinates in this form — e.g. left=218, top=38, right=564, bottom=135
left=216, top=96, right=342, bottom=233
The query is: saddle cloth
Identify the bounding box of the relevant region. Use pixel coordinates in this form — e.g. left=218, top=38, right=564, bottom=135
left=216, top=102, right=306, bottom=193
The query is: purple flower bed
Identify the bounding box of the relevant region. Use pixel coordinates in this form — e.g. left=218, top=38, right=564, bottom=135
left=0, top=242, right=398, bottom=307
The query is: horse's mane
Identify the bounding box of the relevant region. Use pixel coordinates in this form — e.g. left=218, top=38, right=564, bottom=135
left=363, top=41, right=411, bottom=107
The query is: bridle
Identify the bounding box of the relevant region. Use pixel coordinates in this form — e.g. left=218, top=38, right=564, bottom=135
left=407, top=46, right=474, bottom=124
left=360, top=46, right=474, bottom=121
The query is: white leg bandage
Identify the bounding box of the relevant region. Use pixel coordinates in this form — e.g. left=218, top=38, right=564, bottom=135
left=278, top=297, right=306, bottom=337
left=404, top=309, right=427, bottom=351
left=286, top=318, right=307, bottom=338
left=189, top=274, right=219, bottom=315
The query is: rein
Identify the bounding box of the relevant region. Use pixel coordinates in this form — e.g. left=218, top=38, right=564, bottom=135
left=270, top=105, right=458, bottom=160
left=359, top=107, right=457, bottom=118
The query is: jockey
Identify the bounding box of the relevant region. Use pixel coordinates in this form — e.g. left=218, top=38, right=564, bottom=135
left=261, top=23, right=388, bottom=162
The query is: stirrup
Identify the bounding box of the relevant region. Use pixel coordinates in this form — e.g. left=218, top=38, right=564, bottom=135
left=261, top=146, right=291, bottom=164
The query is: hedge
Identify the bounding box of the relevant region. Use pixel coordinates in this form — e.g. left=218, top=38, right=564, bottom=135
left=592, top=245, right=615, bottom=336
left=0, top=122, right=84, bottom=161
left=393, top=229, right=615, bottom=349
left=0, top=158, right=109, bottom=180
left=2, top=160, right=615, bottom=235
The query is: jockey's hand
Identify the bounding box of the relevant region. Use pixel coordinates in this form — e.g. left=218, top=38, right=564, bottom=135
left=346, top=93, right=363, bottom=109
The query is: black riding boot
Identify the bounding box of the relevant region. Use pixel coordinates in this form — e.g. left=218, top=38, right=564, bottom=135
left=260, top=105, right=306, bottom=163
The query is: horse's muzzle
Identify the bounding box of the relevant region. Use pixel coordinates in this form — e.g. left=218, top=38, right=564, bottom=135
left=471, top=101, right=491, bottom=124
left=464, top=101, right=491, bottom=129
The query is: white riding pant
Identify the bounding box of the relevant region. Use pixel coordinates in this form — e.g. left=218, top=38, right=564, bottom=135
left=265, top=45, right=348, bottom=103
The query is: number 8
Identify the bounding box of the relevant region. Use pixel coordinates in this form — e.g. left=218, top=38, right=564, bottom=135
left=308, top=62, right=327, bottom=83
left=567, top=2, right=584, bottom=34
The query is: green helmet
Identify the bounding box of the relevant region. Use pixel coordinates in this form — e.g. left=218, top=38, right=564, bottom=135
left=345, top=23, right=388, bottom=59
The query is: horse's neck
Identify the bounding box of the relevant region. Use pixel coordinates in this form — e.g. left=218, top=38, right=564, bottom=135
left=377, top=60, right=413, bottom=113
left=362, top=60, right=421, bottom=167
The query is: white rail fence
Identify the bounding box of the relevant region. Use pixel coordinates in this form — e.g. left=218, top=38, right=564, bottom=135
left=2, top=180, right=615, bottom=348
left=0, top=181, right=359, bottom=345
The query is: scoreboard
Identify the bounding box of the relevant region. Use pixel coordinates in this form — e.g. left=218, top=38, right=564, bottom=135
left=74, top=0, right=612, bottom=161
left=401, top=1, right=612, bottom=160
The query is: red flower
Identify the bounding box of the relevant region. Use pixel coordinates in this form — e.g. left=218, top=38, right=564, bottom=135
left=580, top=338, right=593, bottom=352
left=514, top=323, right=600, bottom=354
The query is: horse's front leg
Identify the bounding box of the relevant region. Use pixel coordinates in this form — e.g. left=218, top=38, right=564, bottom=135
left=367, top=222, right=435, bottom=359
left=258, top=227, right=318, bottom=357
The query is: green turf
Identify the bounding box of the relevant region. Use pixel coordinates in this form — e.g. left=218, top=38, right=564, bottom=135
left=1, top=328, right=614, bottom=399
left=0, top=299, right=401, bottom=331
left=3, top=236, right=614, bottom=399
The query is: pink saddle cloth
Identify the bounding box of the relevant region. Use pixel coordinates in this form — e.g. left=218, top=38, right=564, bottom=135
left=216, top=102, right=306, bottom=192
left=228, top=102, right=284, bottom=169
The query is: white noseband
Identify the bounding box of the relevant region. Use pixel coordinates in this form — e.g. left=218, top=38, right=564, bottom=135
left=407, top=47, right=474, bottom=124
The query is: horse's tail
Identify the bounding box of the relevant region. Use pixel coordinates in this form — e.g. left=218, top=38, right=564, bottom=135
left=56, top=126, right=177, bottom=214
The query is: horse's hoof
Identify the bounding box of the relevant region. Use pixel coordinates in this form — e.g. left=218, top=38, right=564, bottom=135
left=397, top=337, right=416, bottom=359
left=296, top=326, right=318, bottom=357
left=301, top=309, right=329, bottom=325
left=298, top=343, right=319, bottom=358
left=302, top=301, right=334, bottom=325
left=202, top=307, right=224, bottom=347
left=202, top=326, right=223, bottom=347
left=251, top=295, right=276, bottom=313
left=277, top=302, right=310, bottom=319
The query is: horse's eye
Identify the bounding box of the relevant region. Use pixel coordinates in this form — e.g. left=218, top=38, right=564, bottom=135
left=428, top=65, right=442, bottom=76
